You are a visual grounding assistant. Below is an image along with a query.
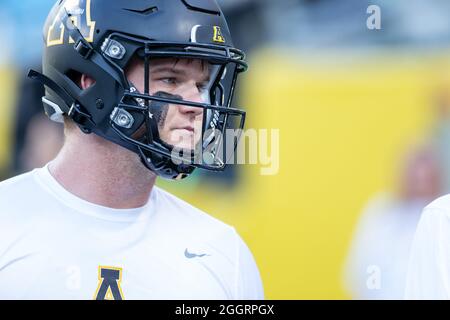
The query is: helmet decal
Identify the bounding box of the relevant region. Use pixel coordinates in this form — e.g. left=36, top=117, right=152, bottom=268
left=213, top=26, right=225, bottom=44
left=47, top=0, right=96, bottom=47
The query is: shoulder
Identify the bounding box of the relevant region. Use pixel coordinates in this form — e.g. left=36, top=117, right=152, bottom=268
left=152, top=186, right=264, bottom=299
left=0, top=170, right=44, bottom=257
left=405, top=195, right=450, bottom=299
left=356, top=192, right=396, bottom=223
left=411, top=196, right=450, bottom=242
left=0, top=170, right=37, bottom=190
left=0, top=170, right=40, bottom=208
left=417, top=195, right=450, bottom=233
left=424, top=194, right=450, bottom=217
left=0, top=168, right=50, bottom=235
left=152, top=185, right=236, bottom=239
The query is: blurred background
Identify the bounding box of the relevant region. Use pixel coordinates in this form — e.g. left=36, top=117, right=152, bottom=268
left=2, top=0, right=450, bottom=299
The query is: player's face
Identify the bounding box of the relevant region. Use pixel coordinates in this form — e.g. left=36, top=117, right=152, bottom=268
left=126, top=57, right=210, bottom=150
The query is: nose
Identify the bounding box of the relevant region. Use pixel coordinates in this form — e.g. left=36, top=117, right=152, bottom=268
left=177, top=82, right=205, bottom=116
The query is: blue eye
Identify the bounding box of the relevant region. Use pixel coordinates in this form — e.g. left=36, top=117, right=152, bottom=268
left=197, top=83, right=209, bottom=92
left=161, top=78, right=177, bottom=85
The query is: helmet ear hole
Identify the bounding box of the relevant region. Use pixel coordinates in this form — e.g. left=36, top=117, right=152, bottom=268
left=65, top=70, right=83, bottom=89
left=65, top=70, right=97, bottom=90
left=80, top=74, right=97, bottom=90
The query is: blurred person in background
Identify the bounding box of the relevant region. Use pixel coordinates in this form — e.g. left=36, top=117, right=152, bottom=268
left=432, top=84, right=450, bottom=194
left=343, top=144, right=443, bottom=299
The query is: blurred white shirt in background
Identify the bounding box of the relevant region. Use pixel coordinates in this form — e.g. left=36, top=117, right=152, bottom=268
left=405, top=195, right=450, bottom=299
left=343, top=193, right=425, bottom=299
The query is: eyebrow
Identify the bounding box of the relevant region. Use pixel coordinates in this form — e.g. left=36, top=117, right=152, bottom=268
left=150, top=66, right=210, bottom=82
left=151, top=66, right=186, bottom=75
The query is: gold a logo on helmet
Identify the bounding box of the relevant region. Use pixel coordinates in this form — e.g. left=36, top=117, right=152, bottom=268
left=213, top=26, right=225, bottom=43
left=47, top=0, right=96, bottom=47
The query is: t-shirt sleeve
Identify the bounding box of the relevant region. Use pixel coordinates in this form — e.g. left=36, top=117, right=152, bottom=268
left=404, top=207, right=450, bottom=300
left=233, top=229, right=265, bottom=300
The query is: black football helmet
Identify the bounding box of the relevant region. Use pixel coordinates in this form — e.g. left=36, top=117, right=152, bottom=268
left=29, top=0, right=247, bottom=180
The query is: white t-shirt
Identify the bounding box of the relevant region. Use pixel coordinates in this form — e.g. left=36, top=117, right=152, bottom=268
left=405, top=195, right=450, bottom=299
left=0, top=165, right=264, bottom=300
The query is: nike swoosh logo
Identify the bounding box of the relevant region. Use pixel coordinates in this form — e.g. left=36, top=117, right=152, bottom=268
left=184, top=249, right=210, bottom=259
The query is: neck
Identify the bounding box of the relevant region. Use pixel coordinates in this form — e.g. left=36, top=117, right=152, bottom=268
left=49, top=129, right=157, bottom=209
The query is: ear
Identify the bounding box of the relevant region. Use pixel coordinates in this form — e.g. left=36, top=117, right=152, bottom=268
left=80, top=74, right=96, bottom=90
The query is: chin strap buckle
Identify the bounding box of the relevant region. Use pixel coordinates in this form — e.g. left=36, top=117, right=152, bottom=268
left=74, top=39, right=93, bottom=59
left=68, top=103, right=95, bottom=133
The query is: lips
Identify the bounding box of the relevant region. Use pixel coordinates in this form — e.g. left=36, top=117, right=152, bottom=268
left=175, top=126, right=194, bottom=132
